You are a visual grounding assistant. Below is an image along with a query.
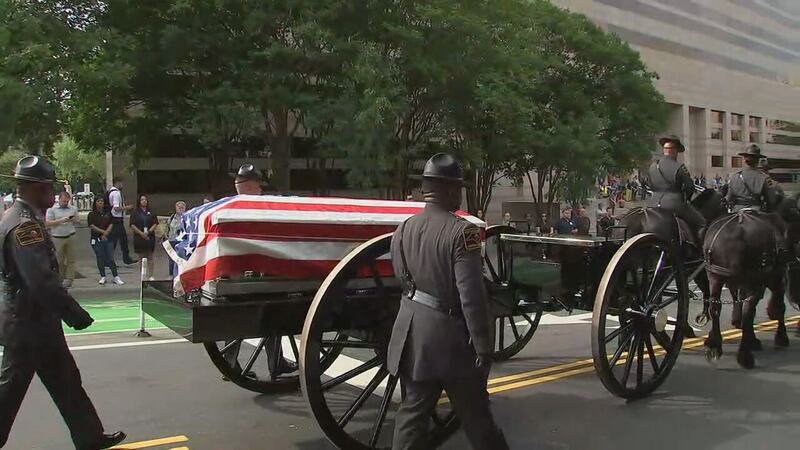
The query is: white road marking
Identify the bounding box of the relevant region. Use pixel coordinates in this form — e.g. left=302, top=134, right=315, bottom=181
left=69, top=338, right=187, bottom=351
left=66, top=326, right=168, bottom=337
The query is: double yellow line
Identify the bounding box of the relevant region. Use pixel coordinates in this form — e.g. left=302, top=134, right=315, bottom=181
left=437, top=316, right=797, bottom=404
left=480, top=315, right=800, bottom=397
left=111, top=435, right=188, bottom=449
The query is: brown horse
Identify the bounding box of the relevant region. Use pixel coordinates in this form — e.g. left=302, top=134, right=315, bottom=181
left=617, top=189, right=728, bottom=337
left=702, top=206, right=797, bottom=368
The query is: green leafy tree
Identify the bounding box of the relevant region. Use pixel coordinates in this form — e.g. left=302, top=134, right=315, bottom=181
left=51, top=135, right=104, bottom=188
left=503, top=0, right=667, bottom=212
left=0, top=1, right=98, bottom=153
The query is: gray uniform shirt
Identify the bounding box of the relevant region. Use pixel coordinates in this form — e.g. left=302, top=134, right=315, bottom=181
left=726, top=166, right=783, bottom=212
left=386, top=205, right=492, bottom=381
left=644, top=155, right=694, bottom=211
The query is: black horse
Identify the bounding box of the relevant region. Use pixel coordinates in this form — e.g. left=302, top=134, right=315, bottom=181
left=702, top=197, right=800, bottom=368
left=617, top=189, right=728, bottom=337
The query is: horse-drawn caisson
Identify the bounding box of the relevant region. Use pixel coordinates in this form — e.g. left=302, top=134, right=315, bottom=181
left=142, top=145, right=798, bottom=449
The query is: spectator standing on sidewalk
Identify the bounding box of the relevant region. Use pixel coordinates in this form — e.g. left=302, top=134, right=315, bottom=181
left=45, top=191, right=78, bottom=288
left=106, top=177, right=137, bottom=265
left=130, top=194, right=157, bottom=280
left=165, top=201, right=186, bottom=278
left=87, top=197, right=124, bottom=285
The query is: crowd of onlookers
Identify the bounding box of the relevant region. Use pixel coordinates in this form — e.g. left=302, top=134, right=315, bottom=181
left=39, top=176, right=210, bottom=287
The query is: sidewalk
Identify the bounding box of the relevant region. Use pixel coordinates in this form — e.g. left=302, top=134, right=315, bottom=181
left=67, top=213, right=171, bottom=301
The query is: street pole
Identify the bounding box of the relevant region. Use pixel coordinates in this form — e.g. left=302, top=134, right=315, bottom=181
left=135, top=257, right=151, bottom=338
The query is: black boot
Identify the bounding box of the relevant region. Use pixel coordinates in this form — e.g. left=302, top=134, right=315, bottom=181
left=79, top=431, right=126, bottom=450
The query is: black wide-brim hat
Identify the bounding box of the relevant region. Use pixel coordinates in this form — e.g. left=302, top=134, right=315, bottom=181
left=738, top=143, right=765, bottom=158
left=231, top=163, right=264, bottom=183
left=0, top=155, right=57, bottom=183
left=658, top=135, right=685, bottom=153
left=410, top=153, right=465, bottom=185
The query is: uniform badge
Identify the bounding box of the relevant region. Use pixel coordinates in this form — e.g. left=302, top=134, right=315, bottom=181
left=463, top=226, right=482, bottom=252
left=15, top=222, right=45, bottom=246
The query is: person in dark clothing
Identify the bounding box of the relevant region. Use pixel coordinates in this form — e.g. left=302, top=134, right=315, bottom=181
left=106, top=177, right=137, bottom=265
left=388, top=153, right=508, bottom=450
left=87, top=197, right=123, bottom=285
left=130, top=194, right=157, bottom=279
left=598, top=207, right=616, bottom=236
left=0, top=156, right=126, bottom=450
left=553, top=208, right=576, bottom=235
left=575, top=208, right=591, bottom=235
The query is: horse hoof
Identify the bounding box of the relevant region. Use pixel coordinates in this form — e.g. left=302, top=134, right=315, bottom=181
left=705, top=345, right=722, bottom=363
left=775, top=333, right=789, bottom=348
left=737, top=351, right=755, bottom=369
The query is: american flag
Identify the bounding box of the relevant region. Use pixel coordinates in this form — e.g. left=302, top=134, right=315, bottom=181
left=164, top=195, right=485, bottom=295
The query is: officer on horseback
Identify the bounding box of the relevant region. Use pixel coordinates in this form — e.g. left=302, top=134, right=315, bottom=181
left=643, top=135, right=706, bottom=240
left=726, top=144, right=783, bottom=212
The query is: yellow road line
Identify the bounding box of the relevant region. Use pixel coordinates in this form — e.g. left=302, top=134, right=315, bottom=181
left=169, top=447, right=190, bottom=450
left=487, top=358, right=594, bottom=387
left=478, top=315, right=799, bottom=397
left=111, top=435, right=188, bottom=449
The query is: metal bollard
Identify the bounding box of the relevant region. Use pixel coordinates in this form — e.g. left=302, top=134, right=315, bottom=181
left=135, top=258, right=152, bottom=338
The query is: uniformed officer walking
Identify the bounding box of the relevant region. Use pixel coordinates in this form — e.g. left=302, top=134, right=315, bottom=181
left=643, top=135, right=707, bottom=239
left=388, top=153, right=508, bottom=450
left=0, top=156, right=126, bottom=450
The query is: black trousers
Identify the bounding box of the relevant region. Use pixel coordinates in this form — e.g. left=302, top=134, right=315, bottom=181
left=0, top=341, right=104, bottom=449
left=109, top=217, right=134, bottom=263
left=393, top=368, right=508, bottom=450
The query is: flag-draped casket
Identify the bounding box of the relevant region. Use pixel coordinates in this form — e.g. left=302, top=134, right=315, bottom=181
left=164, top=195, right=485, bottom=295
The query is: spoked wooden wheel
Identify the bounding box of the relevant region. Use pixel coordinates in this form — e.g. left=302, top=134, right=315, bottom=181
left=592, top=233, right=688, bottom=399
left=484, top=225, right=543, bottom=361
left=301, top=234, right=458, bottom=450
left=205, top=334, right=343, bottom=394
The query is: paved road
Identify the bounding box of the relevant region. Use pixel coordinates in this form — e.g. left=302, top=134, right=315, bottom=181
left=6, top=302, right=800, bottom=450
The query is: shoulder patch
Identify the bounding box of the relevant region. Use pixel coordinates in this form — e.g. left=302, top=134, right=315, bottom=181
left=15, top=222, right=45, bottom=246
left=462, top=226, right=482, bottom=252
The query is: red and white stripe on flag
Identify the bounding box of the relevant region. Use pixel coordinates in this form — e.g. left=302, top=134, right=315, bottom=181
left=164, top=195, right=485, bottom=295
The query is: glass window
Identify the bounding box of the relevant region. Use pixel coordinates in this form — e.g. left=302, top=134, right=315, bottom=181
left=711, top=128, right=723, bottom=140
left=749, top=116, right=760, bottom=128
left=730, top=114, right=743, bottom=126
left=711, top=156, right=723, bottom=168
left=749, top=132, right=760, bottom=142
left=731, top=156, right=743, bottom=168
left=731, top=130, right=742, bottom=141
left=711, top=110, right=724, bottom=124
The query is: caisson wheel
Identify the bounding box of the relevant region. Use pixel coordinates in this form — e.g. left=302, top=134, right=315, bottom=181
left=592, top=233, right=688, bottom=399
left=483, top=225, right=543, bottom=361
left=301, top=234, right=458, bottom=450
left=204, top=334, right=344, bottom=394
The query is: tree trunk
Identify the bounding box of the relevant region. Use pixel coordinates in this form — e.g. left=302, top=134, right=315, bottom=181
left=208, top=145, right=232, bottom=199
left=265, top=107, right=293, bottom=193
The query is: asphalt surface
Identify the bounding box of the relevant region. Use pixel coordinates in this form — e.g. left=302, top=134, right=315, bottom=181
left=6, top=300, right=800, bottom=450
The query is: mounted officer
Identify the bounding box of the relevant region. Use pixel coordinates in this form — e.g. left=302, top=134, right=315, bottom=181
left=726, top=144, right=783, bottom=213
left=0, top=156, right=126, bottom=449
left=387, top=153, right=508, bottom=450
left=643, top=135, right=707, bottom=241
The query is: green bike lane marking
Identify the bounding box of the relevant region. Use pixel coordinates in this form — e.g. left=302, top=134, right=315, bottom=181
left=65, top=299, right=165, bottom=335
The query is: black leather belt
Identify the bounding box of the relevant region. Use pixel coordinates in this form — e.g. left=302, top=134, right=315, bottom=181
left=53, top=233, right=75, bottom=239
left=406, top=289, right=461, bottom=317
